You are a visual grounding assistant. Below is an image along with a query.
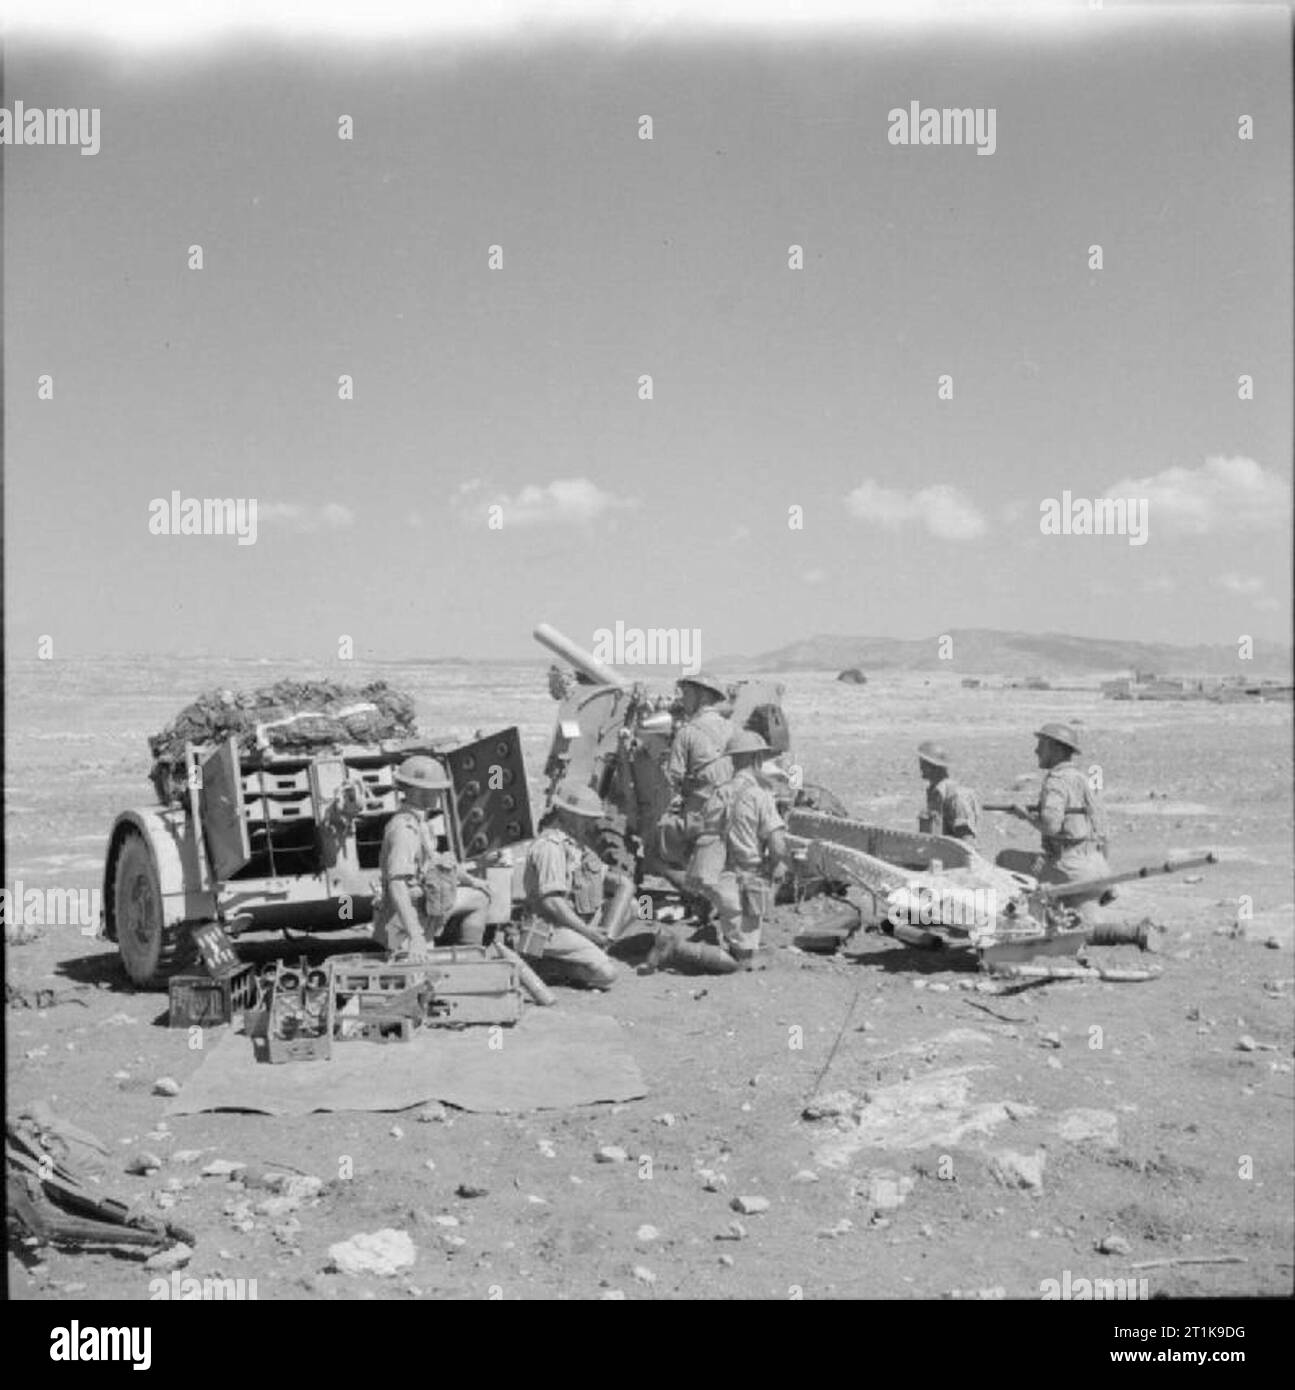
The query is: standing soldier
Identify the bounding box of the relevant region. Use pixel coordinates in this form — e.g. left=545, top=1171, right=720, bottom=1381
left=916, top=741, right=980, bottom=841
left=373, top=756, right=492, bottom=960
left=648, top=729, right=789, bottom=974
left=518, top=780, right=619, bottom=990
left=659, top=672, right=732, bottom=869
left=1005, top=723, right=1111, bottom=914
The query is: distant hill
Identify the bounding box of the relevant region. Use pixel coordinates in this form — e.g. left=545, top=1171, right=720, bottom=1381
left=716, top=629, right=1294, bottom=677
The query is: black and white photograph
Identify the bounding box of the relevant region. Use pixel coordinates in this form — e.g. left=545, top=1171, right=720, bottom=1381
left=3, top=0, right=1292, bottom=1329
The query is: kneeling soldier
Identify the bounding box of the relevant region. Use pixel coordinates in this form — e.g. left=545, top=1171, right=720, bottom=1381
left=374, top=756, right=492, bottom=960
left=648, top=729, right=789, bottom=974
left=519, top=780, right=619, bottom=990
left=917, top=741, right=980, bottom=841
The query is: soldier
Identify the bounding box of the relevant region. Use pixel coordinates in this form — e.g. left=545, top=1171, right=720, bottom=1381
left=518, top=780, right=618, bottom=990
left=1006, top=723, right=1111, bottom=913
left=373, top=756, right=492, bottom=960
left=917, top=741, right=980, bottom=841
left=648, top=729, right=790, bottom=974
left=659, top=671, right=732, bottom=868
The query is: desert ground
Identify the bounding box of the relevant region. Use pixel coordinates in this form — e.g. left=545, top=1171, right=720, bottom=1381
left=5, top=657, right=1293, bottom=1300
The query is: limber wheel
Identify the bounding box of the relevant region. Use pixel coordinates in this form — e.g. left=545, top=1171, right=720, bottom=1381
left=113, top=831, right=194, bottom=987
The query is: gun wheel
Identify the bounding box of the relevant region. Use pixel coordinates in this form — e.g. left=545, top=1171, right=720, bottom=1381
left=112, top=830, right=194, bottom=988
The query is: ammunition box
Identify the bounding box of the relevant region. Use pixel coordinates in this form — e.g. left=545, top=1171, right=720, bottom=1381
left=168, top=963, right=261, bottom=1028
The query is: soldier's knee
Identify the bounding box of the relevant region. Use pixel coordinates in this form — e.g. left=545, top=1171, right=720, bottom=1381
left=586, top=958, right=618, bottom=989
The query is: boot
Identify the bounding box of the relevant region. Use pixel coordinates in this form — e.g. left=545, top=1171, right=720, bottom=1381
left=644, top=929, right=738, bottom=975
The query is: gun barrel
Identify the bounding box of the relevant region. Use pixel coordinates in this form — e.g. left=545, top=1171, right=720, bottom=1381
left=534, top=622, right=629, bottom=690
left=1038, top=852, right=1218, bottom=900
left=982, top=803, right=1020, bottom=813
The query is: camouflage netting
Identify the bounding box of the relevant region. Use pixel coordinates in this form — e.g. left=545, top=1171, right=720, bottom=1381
left=148, top=680, right=419, bottom=803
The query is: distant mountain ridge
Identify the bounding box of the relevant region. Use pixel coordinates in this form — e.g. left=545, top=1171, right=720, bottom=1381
left=715, top=629, right=1294, bottom=677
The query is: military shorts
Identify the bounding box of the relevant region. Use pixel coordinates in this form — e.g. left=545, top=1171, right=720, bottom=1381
left=524, top=926, right=618, bottom=990
left=713, top=869, right=772, bottom=954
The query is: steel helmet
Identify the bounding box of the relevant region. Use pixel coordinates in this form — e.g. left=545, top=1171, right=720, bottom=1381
left=1034, top=722, right=1082, bottom=754
left=678, top=672, right=727, bottom=701
left=727, top=728, right=772, bottom=758
left=552, top=780, right=605, bottom=819
left=394, top=755, right=452, bottom=791
left=917, top=741, right=951, bottom=770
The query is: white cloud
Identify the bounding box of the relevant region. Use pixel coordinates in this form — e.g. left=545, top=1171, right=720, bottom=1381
left=475, top=477, right=637, bottom=527
left=801, top=567, right=827, bottom=585
left=1219, top=572, right=1265, bottom=596
left=259, top=501, right=355, bottom=531
left=846, top=479, right=986, bottom=541
left=1103, top=455, right=1290, bottom=535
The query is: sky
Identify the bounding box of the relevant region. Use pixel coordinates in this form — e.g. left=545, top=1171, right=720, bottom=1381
left=2, top=1, right=1292, bottom=664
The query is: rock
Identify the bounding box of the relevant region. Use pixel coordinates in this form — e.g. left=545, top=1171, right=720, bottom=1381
left=857, top=1170, right=915, bottom=1214
left=716, top=1221, right=748, bottom=1241
left=801, top=1090, right=860, bottom=1121
left=537, top=1140, right=556, bottom=1158
left=440, top=1233, right=467, bottom=1251
left=273, top=1219, right=303, bottom=1245
left=870, top=1216, right=891, bottom=1229
left=654, top=1113, right=677, bottom=1127
left=698, top=1169, right=728, bottom=1191
left=1054, top=1109, right=1121, bottom=1151
left=632, top=1264, right=657, bottom=1285
left=201, top=1159, right=246, bottom=1178
left=636, top=1224, right=660, bottom=1242
left=455, top=1183, right=488, bottom=1199
left=1097, top=1234, right=1131, bottom=1255
left=791, top=1169, right=819, bottom=1184
left=263, top=1173, right=323, bottom=1200
left=928, top=982, right=950, bottom=993
left=256, top=1196, right=302, bottom=1218
left=599, top=1290, right=626, bottom=1300
left=145, top=1243, right=193, bottom=1271
left=817, top=1219, right=853, bottom=1238
left=1265, top=937, right=1281, bottom=950
left=416, top=1103, right=449, bottom=1123
left=424, top=1160, right=437, bottom=1173
left=989, top=1149, right=1046, bottom=1192
left=1237, top=1035, right=1257, bottom=1052
left=389, top=1125, right=404, bottom=1139
left=718, top=1254, right=735, bottom=1267
left=153, top=1192, right=177, bottom=1210
left=152, top=1076, right=181, bottom=1097
left=163, top=1177, right=184, bottom=1192
left=730, top=1195, right=770, bottom=1215
left=1003, top=1102, right=1037, bottom=1121
left=594, top=1145, right=629, bottom=1164
left=125, top=1152, right=163, bottom=1175
left=327, top=1229, right=417, bottom=1278
left=1039, top=1032, right=1062, bottom=1049
left=434, top=1214, right=460, bottom=1227
left=172, top=1149, right=204, bottom=1165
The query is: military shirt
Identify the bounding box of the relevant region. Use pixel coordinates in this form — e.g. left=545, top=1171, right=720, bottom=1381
left=524, top=825, right=606, bottom=920
left=721, top=768, right=785, bottom=873
left=926, top=777, right=980, bottom=839
left=1037, top=761, right=1101, bottom=850
left=373, top=808, right=458, bottom=944
left=667, top=708, right=732, bottom=807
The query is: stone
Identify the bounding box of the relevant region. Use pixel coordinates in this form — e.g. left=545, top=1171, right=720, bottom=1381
left=455, top=1183, right=488, bottom=1199
left=125, top=1152, right=163, bottom=1175
left=144, top=1243, right=192, bottom=1271
left=1054, top=1108, right=1121, bottom=1151
left=434, top=1214, right=460, bottom=1227
left=152, top=1077, right=181, bottom=1097
left=327, top=1229, right=417, bottom=1278
left=256, top=1196, right=302, bottom=1218
left=636, top=1224, right=660, bottom=1242
left=730, top=1195, right=770, bottom=1215
left=201, top=1159, right=246, bottom=1177
left=632, top=1264, right=657, bottom=1285
left=600, top=1290, right=626, bottom=1300
left=1039, top=1032, right=1062, bottom=1049
left=1003, top=1102, right=1037, bottom=1121
left=989, top=1149, right=1046, bottom=1192
left=1237, top=1035, right=1257, bottom=1052
left=791, top=1169, right=820, bottom=1184
left=718, top=1254, right=735, bottom=1267
left=389, top=1125, right=405, bottom=1139
left=857, top=1170, right=914, bottom=1214
left=654, top=1113, right=677, bottom=1126
left=171, top=1149, right=204, bottom=1165
left=264, top=1173, right=323, bottom=1200
left=801, top=1090, right=860, bottom=1121
left=1097, top=1234, right=1131, bottom=1255
left=716, top=1221, right=748, bottom=1241
left=817, top=1219, right=853, bottom=1238
left=417, top=1103, right=449, bottom=1123
left=594, top=1145, right=629, bottom=1164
